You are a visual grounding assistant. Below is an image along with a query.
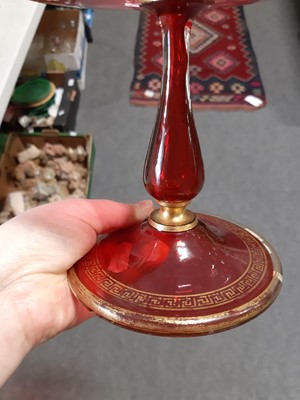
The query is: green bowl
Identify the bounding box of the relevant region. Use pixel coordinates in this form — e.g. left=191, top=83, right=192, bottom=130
left=11, top=79, right=52, bottom=106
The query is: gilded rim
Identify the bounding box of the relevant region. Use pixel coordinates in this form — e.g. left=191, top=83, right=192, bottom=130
left=25, top=82, right=56, bottom=108
left=148, top=216, right=198, bottom=232
left=149, top=201, right=198, bottom=233
left=68, top=217, right=282, bottom=336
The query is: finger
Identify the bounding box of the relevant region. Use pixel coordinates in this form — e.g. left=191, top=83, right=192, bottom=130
left=20, top=198, right=154, bottom=234
left=68, top=300, right=95, bottom=330
left=0, top=199, right=154, bottom=274
left=57, top=198, right=154, bottom=234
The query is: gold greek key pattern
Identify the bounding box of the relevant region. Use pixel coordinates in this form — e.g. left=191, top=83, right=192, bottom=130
left=81, top=217, right=269, bottom=311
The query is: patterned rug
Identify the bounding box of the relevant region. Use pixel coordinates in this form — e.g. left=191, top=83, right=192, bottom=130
left=130, top=7, right=266, bottom=110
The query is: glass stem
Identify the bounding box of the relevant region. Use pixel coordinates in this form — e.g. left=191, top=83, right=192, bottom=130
left=143, top=7, right=205, bottom=230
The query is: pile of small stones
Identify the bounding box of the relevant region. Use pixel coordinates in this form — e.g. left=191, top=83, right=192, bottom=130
left=0, top=142, right=89, bottom=224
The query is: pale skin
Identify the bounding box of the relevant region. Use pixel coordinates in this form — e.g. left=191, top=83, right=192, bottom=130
left=0, top=198, right=153, bottom=387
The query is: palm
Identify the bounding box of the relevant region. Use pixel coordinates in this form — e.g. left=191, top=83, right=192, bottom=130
left=0, top=199, right=152, bottom=348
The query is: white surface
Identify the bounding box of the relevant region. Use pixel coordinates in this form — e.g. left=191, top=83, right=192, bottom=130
left=0, top=0, right=45, bottom=122
left=244, top=95, right=264, bottom=108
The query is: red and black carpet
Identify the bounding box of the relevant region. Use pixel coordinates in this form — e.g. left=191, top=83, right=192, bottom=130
left=130, top=7, right=266, bottom=110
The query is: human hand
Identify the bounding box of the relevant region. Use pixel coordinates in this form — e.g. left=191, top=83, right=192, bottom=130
left=0, top=198, right=153, bottom=386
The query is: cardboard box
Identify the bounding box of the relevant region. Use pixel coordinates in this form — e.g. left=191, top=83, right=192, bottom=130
left=46, top=44, right=87, bottom=91
left=76, top=41, right=88, bottom=91
left=0, top=131, right=95, bottom=222
left=22, top=9, right=87, bottom=75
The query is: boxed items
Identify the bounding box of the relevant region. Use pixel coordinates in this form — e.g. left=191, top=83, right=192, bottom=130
left=21, top=9, right=88, bottom=87
left=0, top=131, right=95, bottom=224
left=2, top=72, right=80, bottom=133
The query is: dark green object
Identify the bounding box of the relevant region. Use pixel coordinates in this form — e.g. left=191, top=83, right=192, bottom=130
left=0, top=134, right=7, bottom=156
left=11, top=79, right=51, bottom=106
left=28, top=97, right=56, bottom=117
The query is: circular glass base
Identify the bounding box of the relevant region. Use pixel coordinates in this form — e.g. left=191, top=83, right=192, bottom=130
left=68, top=214, right=282, bottom=336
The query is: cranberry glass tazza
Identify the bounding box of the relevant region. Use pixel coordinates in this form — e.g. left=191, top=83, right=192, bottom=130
left=33, top=0, right=282, bottom=336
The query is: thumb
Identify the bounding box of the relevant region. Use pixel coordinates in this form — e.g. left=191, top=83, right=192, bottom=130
left=0, top=199, right=154, bottom=276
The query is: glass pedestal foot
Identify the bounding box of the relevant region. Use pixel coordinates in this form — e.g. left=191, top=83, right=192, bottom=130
left=31, top=0, right=283, bottom=336
left=68, top=214, right=282, bottom=336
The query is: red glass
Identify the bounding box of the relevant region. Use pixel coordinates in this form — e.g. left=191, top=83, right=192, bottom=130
left=33, top=0, right=265, bottom=10
left=143, top=10, right=204, bottom=202
left=41, top=0, right=281, bottom=336
left=70, top=214, right=281, bottom=335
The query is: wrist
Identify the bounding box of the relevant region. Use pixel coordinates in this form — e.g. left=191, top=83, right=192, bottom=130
left=0, top=291, right=32, bottom=387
